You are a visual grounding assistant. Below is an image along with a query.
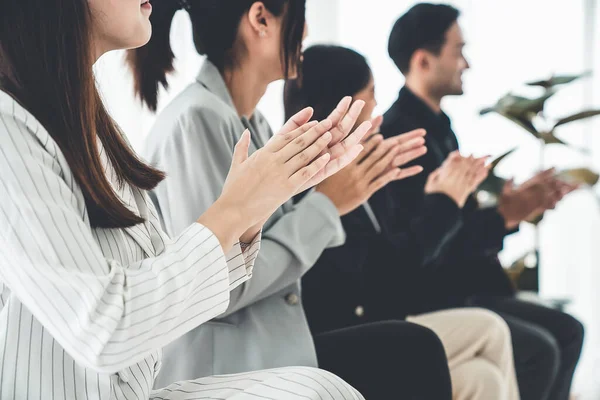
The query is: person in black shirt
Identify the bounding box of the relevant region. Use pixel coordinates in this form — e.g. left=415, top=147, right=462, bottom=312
left=376, top=4, right=584, bottom=400
left=287, top=45, right=523, bottom=400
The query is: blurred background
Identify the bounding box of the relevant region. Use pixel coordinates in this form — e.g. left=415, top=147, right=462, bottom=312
left=94, top=1, right=600, bottom=397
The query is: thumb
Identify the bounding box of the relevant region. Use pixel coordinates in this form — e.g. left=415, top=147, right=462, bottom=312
left=503, top=178, right=515, bottom=195
left=369, top=115, right=384, bottom=134
left=232, top=130, right=251, bottom=168
left=427, top=168, right=442, bottom=183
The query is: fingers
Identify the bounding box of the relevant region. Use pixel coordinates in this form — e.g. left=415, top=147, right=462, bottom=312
left=359, top=138, right=397, bottom=172
left=296, top=144, right=364, bottom=192
left=329, top=100, right=366, bottom=145
left=368, top=167, right=407, bottom=196
left=391, top=147, right=427, bottom=171
left=365, top=144, right=404, bottom=182
left=427, top=169, right=442, bottom=183
left=503, top=179, right=515, bottom=195
left=286, top=131, right=333, bottom=172
left=329, top=120, right=372, bottom=161
left=389, top=129, right=427, bottom=147
left=232, top=130, right=251, bottom=169
left=447, top=150, right=461, bottom=161
left=267, top=120, right=319, bottom=152
left=469, top=156, right=490, bottom=187
left=559, top=181, right=579, bottom=196
left=318, top=144, right=365, bottom=183
left=277, top=120, right=332, bottom=160
left=356, top=134, right=384, bottom=164
left=326, top=97, right=352, bottom=130
left=522, top=168, right=556, bottom=188
left=279, top=107, right=314, bottom=136
left=391, top=139, right=427, bottom=168
left=397, top=165, right=424, bottom=180
left=290, top=153, right=331, bottom=189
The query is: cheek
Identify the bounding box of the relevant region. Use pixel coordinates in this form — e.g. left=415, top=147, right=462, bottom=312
left=98, top=0, right=151, bottom=49
left=357, top=106, right=374, bottom=126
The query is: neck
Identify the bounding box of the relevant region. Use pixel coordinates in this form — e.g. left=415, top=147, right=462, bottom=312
left=405, top=76, right=443, bottom=114
left=223, top=62, right=271, bottom=119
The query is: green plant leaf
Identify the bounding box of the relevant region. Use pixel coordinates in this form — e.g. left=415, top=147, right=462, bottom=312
left=501, top=112, right=540, bottom=136
left=539, top=131, right=567, bottom=145
left=490, top=148, right=518, bottom=171
left=502, top=92, right=555, bottom=115
left=526, top=71, right=592, bottom=88
left=478, top=173, right=507, bottom=196
left=556, top=168, right=599, bottom=186
left=479, top=107, right=496, bottom=116
left=554, top=110, right=600, bottom=128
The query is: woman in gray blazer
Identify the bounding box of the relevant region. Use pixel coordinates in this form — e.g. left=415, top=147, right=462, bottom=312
left=128, top=1, right=455, bottom=398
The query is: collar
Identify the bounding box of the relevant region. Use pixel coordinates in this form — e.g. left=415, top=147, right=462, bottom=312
left=397, top=86, right=451, bottom=127
left=196, top=60, right=236, bottom=111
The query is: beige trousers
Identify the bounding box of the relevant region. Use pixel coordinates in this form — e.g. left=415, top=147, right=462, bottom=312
left=408, top=308, right=520, bottom=400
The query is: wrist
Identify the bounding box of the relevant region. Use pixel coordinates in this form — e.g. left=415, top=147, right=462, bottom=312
left=241, top=220, right=265, bottom=244
left=438, top=189, right=466, bottom=208
left=497, top=204, right=519, bottom=230
left=197, top=197, right=246, bottom=253
left=315, top=185, right=345, bottom=216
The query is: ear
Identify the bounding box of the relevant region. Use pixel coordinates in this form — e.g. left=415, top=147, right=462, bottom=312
left=247, top=2, right=275, bottom=37
left=411, top=49, right=432, bottom=72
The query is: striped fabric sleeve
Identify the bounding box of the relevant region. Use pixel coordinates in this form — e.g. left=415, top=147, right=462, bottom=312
left=224, top=231, right=261, bottom=291
left=0, top=110, right=237, bottom=374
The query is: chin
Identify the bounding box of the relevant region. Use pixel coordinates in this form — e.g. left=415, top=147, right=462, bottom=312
left=449, top=85, right=464, bottom=96
left=130, top=24, right=153, bottom=49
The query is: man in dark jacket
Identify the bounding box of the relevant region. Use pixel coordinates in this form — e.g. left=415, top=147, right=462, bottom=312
left=367, top=4, right=583, bottom=400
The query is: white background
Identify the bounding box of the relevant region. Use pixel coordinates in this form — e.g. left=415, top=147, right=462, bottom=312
left=95, top=1, right=600, bottom=397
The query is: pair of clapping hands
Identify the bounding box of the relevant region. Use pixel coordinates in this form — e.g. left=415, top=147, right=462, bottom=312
left=199, top=97, right=576, bottom=252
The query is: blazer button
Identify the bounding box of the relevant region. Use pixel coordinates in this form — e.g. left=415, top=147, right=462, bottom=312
left=285, top=293, right=299, bottom=306
left=355, top=305, right=365, bottom=317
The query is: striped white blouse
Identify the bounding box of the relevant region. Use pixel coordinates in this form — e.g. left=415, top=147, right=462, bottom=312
left=0, top=90, right=363, bottom=400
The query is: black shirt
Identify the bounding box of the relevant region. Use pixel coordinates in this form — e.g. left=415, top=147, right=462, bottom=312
left=300, top=86, right=515, bottom=335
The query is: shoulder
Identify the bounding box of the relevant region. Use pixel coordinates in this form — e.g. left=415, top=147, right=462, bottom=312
left=0, top=90, right=67, bottom=168
left=381, top=102, right=419, bottom=138
left=0, top=90, right=86, bottom=216
left=144, top=83, right=239, bottom=159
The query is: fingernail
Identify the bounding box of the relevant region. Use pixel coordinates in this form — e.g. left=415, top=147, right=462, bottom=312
left=323, top=131, right=332, bottom=141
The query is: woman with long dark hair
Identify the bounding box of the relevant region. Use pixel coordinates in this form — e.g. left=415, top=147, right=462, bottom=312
left=0, top=0, right=368, bottom=398
left=285, top=45, right=521, bottom=400
left=127, top=1, right=459, bottom=399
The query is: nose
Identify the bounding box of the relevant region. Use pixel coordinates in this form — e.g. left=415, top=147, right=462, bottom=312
left=463, top=56, right=471, bottom=70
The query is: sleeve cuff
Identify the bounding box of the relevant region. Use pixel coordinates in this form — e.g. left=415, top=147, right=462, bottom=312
left=240, top=230, right=261, bottom=277
left=179, top=221, right=231, bottom=287
left=192, top=224, right=259, bottom=293
left=475, top=207, right=509, bottom=251
left=423, top=193, right=462, bottom=218
left=300, top=191, right=346, bottom=248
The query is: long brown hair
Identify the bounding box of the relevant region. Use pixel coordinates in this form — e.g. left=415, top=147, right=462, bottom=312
left=127, top=0, right=307, bottom=111
left=0, top=0, right=165, bottom=228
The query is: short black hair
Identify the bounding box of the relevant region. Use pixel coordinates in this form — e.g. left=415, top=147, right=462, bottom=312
left=388, top=3, right=460, bottom=75
left=284, top=45, right=372, bottom=121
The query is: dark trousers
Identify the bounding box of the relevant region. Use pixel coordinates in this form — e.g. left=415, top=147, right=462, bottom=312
left=470, top=296, right=584, bottom=400
left=313, top=321, right=452, bottom=400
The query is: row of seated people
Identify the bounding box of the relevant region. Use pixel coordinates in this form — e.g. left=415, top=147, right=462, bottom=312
left=0, top=0, right=583, bottom=399
left=136, top=2, right=583, bottom=400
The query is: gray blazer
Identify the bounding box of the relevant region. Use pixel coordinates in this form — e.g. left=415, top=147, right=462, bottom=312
left=144, top=61, right=346, bottom=386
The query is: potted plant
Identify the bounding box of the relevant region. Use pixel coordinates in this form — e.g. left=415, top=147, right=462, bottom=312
left=478, top=72, right=600, bottom=291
